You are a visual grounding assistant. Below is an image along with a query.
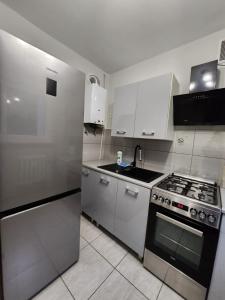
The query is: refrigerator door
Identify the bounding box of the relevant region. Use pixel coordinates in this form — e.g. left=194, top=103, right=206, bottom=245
left=0, top=192, right=81, bottom=300
left=0, top=30, right=85, bottom=211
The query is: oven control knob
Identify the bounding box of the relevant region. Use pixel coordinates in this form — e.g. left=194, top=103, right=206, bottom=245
left=159, top=196, right=164, bottom=203
left=208, top=214, right=217, bottom=224
left=199, top=211, right=206, bottom=221
left=165, top=198, right=171, bottom=205
left=152, top=194, right=158, bottom=201
left=190, top=208, right=197, bottom=217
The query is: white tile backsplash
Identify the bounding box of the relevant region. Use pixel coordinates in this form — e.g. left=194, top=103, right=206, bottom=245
left=143, top=139, right=174, bottom=153
left=173, top=130, right=195, bottom=155
left=171, top=153, right=192, bottom=174
left=83, top=128, right=225, bottom=185
left=144, top=151, right=192, bottom=175
left=144, top=151, right=172, bottom=173
left=82, top=143, right=101, bottom=162
left=193, top=131, right=225, bottom=159
left=103, top=129, right=113, bottom=145
left=190, top=156, right=224, bottom=183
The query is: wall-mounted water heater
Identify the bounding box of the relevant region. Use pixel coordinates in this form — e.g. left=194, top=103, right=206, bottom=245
left=84, top=75, right=107, bottom=126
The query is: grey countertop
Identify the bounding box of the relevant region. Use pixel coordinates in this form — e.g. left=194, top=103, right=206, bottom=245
left=82, top=160, right=168, bottom=190
left=83, top=160, right=225, bottom=214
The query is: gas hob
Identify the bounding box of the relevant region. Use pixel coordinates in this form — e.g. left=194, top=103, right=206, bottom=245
left=151, top=173, right=221, bottom=229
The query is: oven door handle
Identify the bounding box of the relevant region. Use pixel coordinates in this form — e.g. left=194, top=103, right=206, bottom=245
left=156, top=212, right=203, bottom=238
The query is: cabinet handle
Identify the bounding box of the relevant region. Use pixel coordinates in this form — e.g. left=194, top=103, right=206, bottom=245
left=116, top=130, right=127, bottom=135
left=82, top=169, right=90, bottom=176
left=100, top=177, right=110, bottom=185
left=125, top=186, right=139, bottom=197
left=142, top=130, right=155, bottom=136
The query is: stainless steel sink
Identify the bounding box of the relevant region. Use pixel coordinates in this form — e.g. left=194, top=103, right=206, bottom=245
left=98, top=163, right=163, bottom=183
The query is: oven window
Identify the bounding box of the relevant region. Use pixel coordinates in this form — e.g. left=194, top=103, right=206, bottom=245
left=153, top=213, right=204, bottom=270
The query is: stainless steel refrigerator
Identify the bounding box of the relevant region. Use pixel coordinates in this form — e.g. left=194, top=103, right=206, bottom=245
left=0, top=30, right=85, bottom=300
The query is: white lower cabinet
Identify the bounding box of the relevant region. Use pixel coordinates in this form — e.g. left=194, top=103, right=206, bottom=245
left=114, top=181, right=150, bottom=257
left=82, top=168, right=118, bottom=233
left=81, top=168, right=150, bottom=257
left=94, top=173, right=118, bottom=233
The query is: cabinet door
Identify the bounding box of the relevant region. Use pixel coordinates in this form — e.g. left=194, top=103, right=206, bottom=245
left=94, top=173, right=118, bottom=233
left=81, top=168, right=98, bottom=220
left=111, top=83, right=138, bottom=138
left=1, top=194, right=80, bottom=300
left=114, top=181, right=150, bottom=257
left=134, top=73, right=172, bottom=139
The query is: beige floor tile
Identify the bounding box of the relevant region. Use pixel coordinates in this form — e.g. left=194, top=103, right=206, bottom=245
left=90, top=270, right=147, bottom=300
left=80, top=216, right=102, bottom=242
left=91, top=232, right=128, bottom=267
left=32, top=278, right=73, bottom=300
left=80, top=237, right=88, bottom=249
left=117, top=253, right=162, bottom=300
left=62, top=245, right=113, bottom=300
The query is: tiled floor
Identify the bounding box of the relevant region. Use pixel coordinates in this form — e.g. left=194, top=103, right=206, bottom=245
left=33, top=215, right=184, bottom=300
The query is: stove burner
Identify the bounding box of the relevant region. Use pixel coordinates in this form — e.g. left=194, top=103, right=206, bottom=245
left=198, top=193, right=205, bottom=201
left=157, top=174, right=217, bottom=205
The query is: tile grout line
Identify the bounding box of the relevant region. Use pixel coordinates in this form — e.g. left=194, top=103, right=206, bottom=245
left=89, top=238, right=151, bottom=300
left=62, top=225, right=108, bottom=300
left=81, top=221, right=151, bottom=299
left=81, top=217, right=163, bottom=300
left=87, top=268, right=115, bottom=299
left=114, top=251, right=129, bottom=269
left=60, top=276, right=76, bottom=300
left=156, top=286, right=163, bottom=300
left=80, top=222, right=131, bottom=299
left=115, top=268, right=150, bottom=300
left=90, top=237, right=161, bottom=300
left=155, top=281, right=164, bottom=300
left=189, top=129, right=196, bottom=175
left=80, top=242, right=89, bottom=251
left=86, top=244, right=150, bottom=300
left=102, top=141, right=225, bottom=160
left=80, top=230, right=103, bottom=244
left=88, top=238, right=128, bottom=269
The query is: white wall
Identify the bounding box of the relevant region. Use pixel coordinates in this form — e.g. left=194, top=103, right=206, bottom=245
left=104, top=28, right=225, bottom=184
left=0, top=1, right=108, bottom=86
left=107, top=27, right=225, bottom=127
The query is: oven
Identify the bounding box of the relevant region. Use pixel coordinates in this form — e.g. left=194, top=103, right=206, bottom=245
left=144, top=203, right=219, bottom=300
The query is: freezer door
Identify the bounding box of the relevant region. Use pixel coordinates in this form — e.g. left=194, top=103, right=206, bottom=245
left=0, top=30, right=85, bottom=211
left=0, top=192, right=81, bottom=300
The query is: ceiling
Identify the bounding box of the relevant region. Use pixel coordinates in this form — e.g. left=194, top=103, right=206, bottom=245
left=2, top=0, right=225, bottom=73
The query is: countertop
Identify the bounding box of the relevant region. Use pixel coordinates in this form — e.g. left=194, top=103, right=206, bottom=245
left=83, top=160, right=225, bottom=214
left=220, top=188, right=225, bottom=214
left=82, top=160, right=168, bottom=190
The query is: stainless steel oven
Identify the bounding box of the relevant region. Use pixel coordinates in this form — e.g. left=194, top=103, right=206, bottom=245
left=144, top=204, right=219, bottom=300
left=144, top=174, right=221, bottom=300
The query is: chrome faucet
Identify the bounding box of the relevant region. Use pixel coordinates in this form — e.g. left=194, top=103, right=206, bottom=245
left=131, top=144, right=142, bottom=168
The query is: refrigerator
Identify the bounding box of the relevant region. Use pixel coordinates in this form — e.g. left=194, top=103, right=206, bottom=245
left=0, top=30, right=85, bottom=300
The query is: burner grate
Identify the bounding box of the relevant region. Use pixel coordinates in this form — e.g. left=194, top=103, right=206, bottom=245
left=157, top=174, right=217, bottom=205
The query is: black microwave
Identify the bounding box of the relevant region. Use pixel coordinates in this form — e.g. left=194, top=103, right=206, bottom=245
left=173, top=88, right=225, bottom=125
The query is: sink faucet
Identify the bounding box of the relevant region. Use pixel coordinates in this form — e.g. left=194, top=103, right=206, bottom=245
left=131, top=144, right=142, bottom=168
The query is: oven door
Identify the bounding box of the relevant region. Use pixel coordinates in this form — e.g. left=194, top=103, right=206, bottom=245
left=145, top=203, right=219, bottom=287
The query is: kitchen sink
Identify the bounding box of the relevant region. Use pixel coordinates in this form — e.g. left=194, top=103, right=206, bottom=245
left=98, top=163, right=163, bottom=183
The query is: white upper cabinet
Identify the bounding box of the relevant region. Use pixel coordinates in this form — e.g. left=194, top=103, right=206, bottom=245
left=111, top=73, right=178, bottom=140
left=134, top=73, right=177, bottom=140
left=111, top=82, right=138, bottom=137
